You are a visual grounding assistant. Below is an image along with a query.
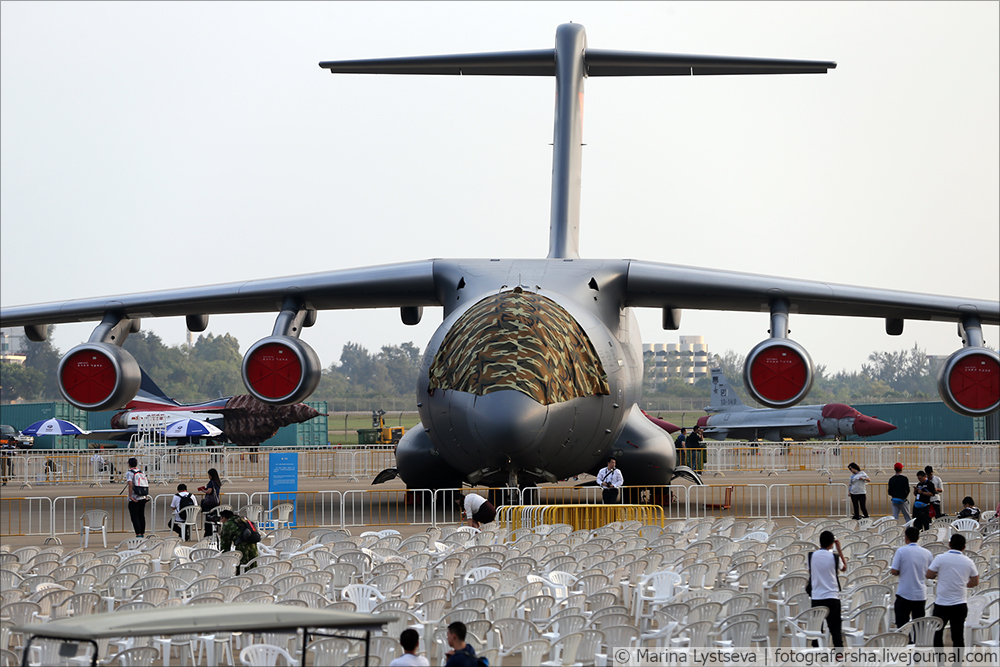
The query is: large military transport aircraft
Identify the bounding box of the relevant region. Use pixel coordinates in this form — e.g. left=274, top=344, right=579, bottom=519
left=696, top=368, right=896, bottom=442
left=1, top=24, right=997, bottom=490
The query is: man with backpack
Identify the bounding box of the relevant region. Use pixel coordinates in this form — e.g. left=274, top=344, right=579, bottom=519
left=218, top=509, right=259, bottom=569
left=809, top=530, right=848, bottom=651
left=444, top=621, right=479, bottom=667
left=170, top=483, right=195, bottom=541
left=125, top=457, right=149, bottom=538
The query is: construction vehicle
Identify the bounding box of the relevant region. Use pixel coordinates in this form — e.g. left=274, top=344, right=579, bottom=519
left=356, top=410, right=405, bottom=446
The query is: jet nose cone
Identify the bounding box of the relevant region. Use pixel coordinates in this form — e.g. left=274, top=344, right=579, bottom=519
left=854, top=415, right=896, bottom=437
left=472, top=390, right=548, bottom=455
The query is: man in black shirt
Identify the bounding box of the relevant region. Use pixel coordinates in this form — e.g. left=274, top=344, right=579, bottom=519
left=887, top=463, right=911, bottom=524
left=675, top=428, right=688, bottom=468
left=912, top=470, right=935, bottom=531
left=686, top=427, right=705, bottom=474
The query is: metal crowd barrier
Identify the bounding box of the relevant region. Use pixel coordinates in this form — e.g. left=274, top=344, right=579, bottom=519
left=246, top=490, right=345, bottom=530
left=1, top=441, right=995, bottom=488
left=340, top=489, right=432, bottom=528
left=686, top=483, right=770, bottom=519
left=3, top=480, right=999, bottom=539
left=865, top=481, right=1000, bottom=518
left=769, top=483, right=851, bottom=519
left=0, top=496, right=52, bottom=537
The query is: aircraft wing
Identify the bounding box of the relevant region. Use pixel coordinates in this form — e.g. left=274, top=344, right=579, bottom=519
left=708, top=420, right=816, bottom=430
left=625, top=260, right=1000, bottom=324
left=0, top=260, right=439, bottom=327
left=74, top=430, right=135, bottom=442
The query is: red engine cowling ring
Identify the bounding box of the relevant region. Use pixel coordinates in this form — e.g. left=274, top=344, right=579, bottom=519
left=241, top=336, right=321, bottom=405
left=58, top=343, right=141, bottom=411
left=743, top=338, right=814, bottom=409
left=937, top=347, right=1000, bottom=417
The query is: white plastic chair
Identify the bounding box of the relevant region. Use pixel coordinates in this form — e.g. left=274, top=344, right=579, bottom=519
left=953, top=518, right=981, bottom=532
left=788, top=606, right=829, bottom=648
left=80, top=510, right=109, bottom=549
left=634, top=570, right=682, bottom=627
left=239, top=644, right=299, bottom=666
left=899, top=616, right=944, bottom=647
left=178, top=505, right=202, bottom=543
left=341, top=584, right=385, bottom=613
left=264, top=503, right=294, bottom=531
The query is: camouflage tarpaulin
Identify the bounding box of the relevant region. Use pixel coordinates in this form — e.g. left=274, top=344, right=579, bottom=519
left=428, top=288, right=609, bottom=405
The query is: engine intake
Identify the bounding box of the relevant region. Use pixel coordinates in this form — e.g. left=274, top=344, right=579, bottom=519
left=743, top=338, right=814, bottom=408
left=937, top=347, right=1000, bottom=417
left=58, top=342, right=141, bottom=411
left=241, top=336, right=321, bottom=405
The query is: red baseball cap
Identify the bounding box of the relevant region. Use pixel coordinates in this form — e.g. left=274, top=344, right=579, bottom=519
left=893, top=462, right=903, bottom=471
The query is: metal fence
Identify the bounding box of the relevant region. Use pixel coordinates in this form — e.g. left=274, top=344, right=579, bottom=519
left=703, top=442, right=998, bottom=476
left=2, top=441, right=995, bottom=490
left=7, top=480, right=996, bottom=539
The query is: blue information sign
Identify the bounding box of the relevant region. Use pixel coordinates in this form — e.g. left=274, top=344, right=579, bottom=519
left=268, top=452, right=298, bottom=528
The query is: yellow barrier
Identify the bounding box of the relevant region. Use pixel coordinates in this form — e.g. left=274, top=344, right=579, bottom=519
left=497, top=504, right=665, bottom=532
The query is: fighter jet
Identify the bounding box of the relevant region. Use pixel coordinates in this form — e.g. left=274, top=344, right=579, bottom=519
left=1, top=24, right=997, bottom=491
left=696, top=368, right=896, bottom=442
left=81, top=368, right=324, bottom=447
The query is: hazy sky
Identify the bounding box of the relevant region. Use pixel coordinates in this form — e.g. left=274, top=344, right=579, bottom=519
left=2, top=2, right=997, bottom=379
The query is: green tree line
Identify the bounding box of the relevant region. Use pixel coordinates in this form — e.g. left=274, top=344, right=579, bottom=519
left=2, top=325, right=945, bottom=406
left=643, top=343, right=942, bottom=406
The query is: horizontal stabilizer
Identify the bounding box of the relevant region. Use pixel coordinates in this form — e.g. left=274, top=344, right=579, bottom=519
left=320, top=50, right=835, bottom=77
left=585, top=50, right=835, bottom=76
left=320, top=50, right=556, bottom=76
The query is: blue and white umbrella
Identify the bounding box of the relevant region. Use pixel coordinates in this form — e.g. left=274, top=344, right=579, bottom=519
left=22, top=418, right=88, bottom=436
left=163, top=418, right=222, bottom=439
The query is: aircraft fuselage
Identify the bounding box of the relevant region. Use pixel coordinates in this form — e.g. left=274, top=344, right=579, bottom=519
left=398, top=259, right=648, bottom=487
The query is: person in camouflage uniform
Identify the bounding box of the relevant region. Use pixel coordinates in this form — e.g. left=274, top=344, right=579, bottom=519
left=218, top=510, right=258, bottom=569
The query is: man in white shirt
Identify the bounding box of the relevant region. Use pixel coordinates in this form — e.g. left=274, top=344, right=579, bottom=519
left=926, top=533, right=979, bottom=650
left=597, top=457, right=623, bottom=504
left=810, top=530, right=847, bottom=649
left=462, top=492, right=495, bottom=529
left=390, top=628, right=430, bottom=666
left=890, top=526, right=933, bottom=629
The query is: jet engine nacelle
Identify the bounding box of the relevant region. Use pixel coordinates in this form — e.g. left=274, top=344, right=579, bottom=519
left=57, top=342, right=141, bottom=411
left=241, top=336, right=321, bottom=405
left=743, top=338, right=814, bottom=409
left=937, top=347, right=1000, bottom=417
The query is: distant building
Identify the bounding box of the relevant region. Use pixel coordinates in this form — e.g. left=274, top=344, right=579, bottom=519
left=643, top=335, right=709, bottom=385
left=0, top=327, right=28, bottom=366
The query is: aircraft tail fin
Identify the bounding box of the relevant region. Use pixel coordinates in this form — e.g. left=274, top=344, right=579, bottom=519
left=136, top=368, right=181, bottom=407
left=710, top=368, right=749, bottom=412
left=319, top=26, right=834, bottom=263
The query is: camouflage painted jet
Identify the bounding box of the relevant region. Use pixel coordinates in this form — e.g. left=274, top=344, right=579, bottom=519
left=696, top=368, right=896, bottom=442
left=81, top=369, right=324, bottom=448
left=1, top=24, right=996, bottom=491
